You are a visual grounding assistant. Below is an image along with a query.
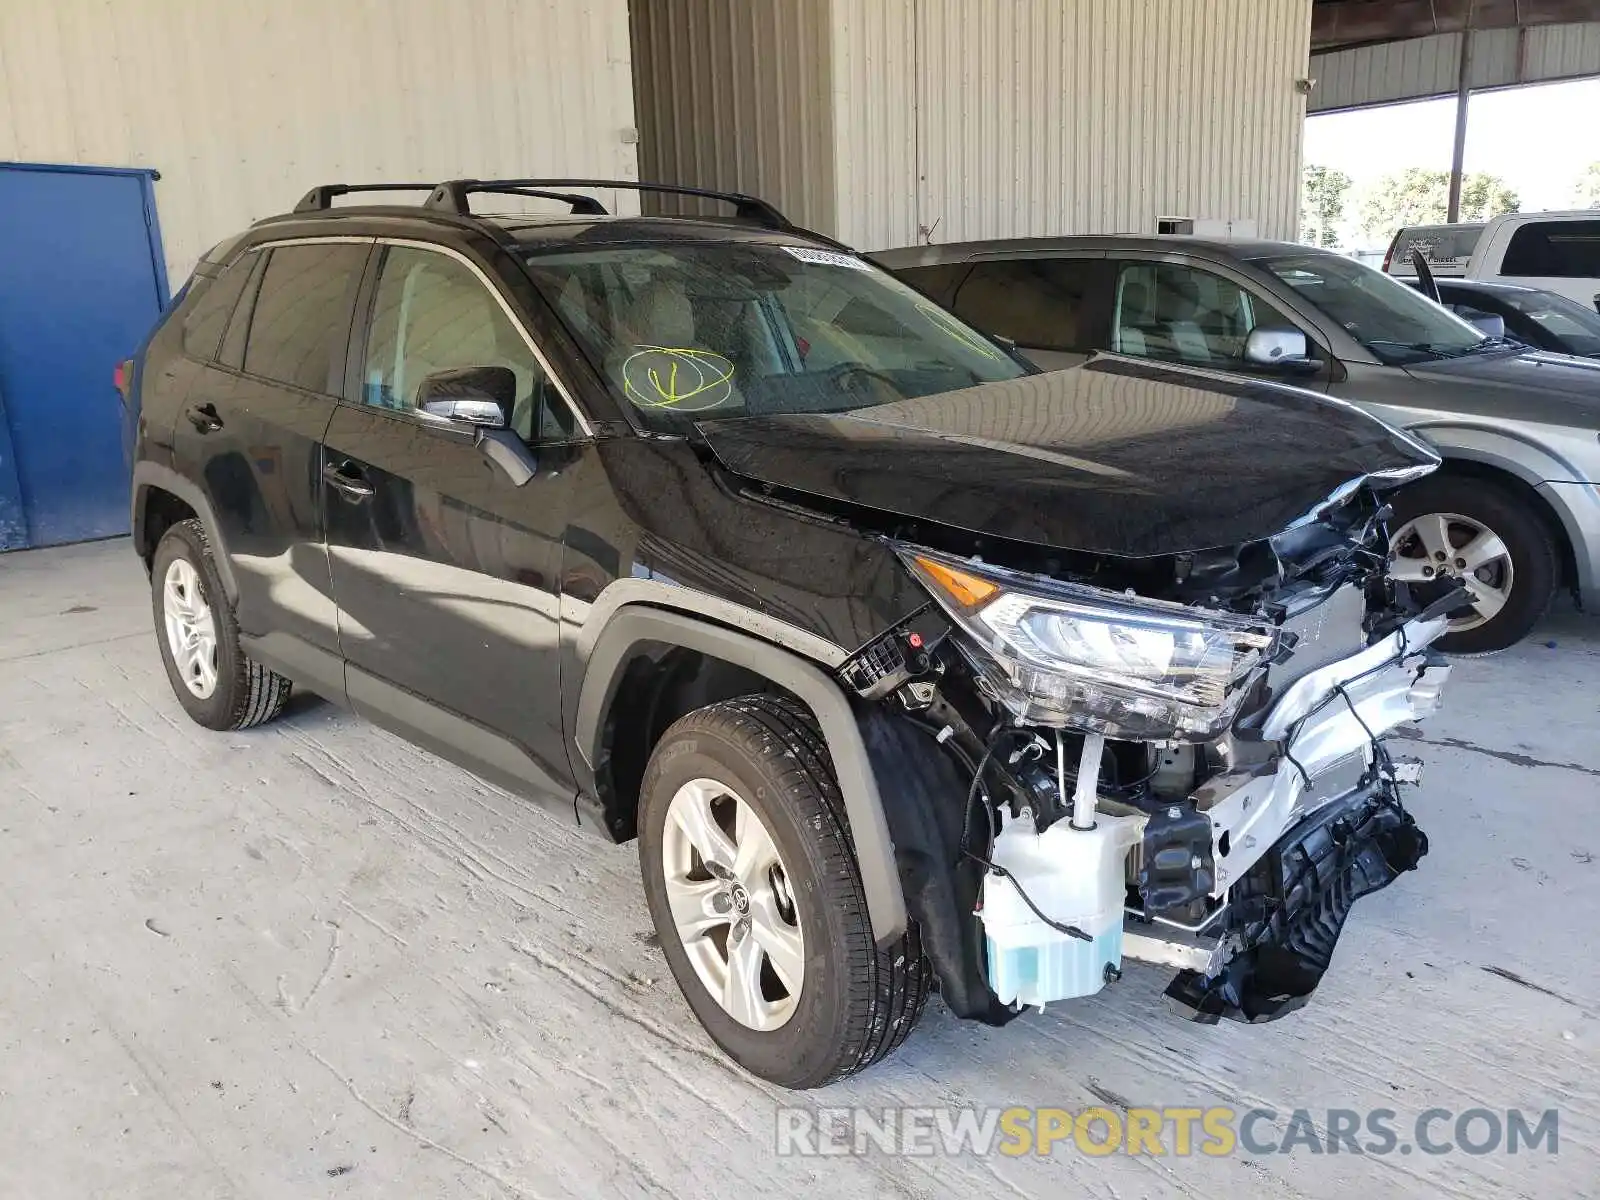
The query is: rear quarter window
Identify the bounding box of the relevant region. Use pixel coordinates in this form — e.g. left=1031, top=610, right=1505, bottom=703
left=1500, top=220, right=1600, bottom=278
left=181, top=258, right=255, bottom=361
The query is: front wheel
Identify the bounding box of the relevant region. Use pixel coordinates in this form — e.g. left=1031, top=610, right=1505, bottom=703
left=1387, top=476, right=1557, bottom=655
left=638, top=694, right=930, bottom=1088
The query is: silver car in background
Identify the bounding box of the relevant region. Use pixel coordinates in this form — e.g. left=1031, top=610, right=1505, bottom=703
left=875, top=236, right=1600, bottom=653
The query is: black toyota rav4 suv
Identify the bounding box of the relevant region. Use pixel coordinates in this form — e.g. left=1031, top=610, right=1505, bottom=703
left=127, top=179, right=1456, bottom=1088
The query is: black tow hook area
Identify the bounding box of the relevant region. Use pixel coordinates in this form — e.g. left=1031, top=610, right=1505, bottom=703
left=1165, top=782, right=1428, bottom=1024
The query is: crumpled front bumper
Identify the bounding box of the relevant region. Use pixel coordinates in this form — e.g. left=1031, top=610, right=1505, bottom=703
left=1125, top=611, right=1452, bottom=1022
left=1165, top=777, right=1431, bottom=1022
left=1199, top=611, right=1451, bottom=895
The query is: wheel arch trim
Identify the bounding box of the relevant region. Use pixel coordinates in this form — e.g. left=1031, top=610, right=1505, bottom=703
left=131, top=460, right=240, bottom=604
left=575, top=606, right=908, bottom=945
left=1399, top=426, right=1584, bottom=579
left=1404, top=421, right=1580, bottom=490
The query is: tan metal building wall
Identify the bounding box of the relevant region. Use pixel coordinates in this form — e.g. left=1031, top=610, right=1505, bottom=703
left=851, top=0, right=1314, bottom=248
left=630, top=0, right=1312, bottom=250
left=631, top=0, right=836, bottom=231
left=827, top=0, right=920, bottom=249
left=0, top=0, right=641, bottom=284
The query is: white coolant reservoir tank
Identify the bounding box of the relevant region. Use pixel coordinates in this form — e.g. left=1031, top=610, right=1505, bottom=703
left=979, top=808, right=1143, bottom=1008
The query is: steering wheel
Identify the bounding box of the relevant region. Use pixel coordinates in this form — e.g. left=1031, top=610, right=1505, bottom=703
left=824, top=362, right=904, bottom=400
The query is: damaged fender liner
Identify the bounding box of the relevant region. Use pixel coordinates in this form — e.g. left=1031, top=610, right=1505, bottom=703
left=858, top=706, right=1021, bottom=1026
left=1165, top=779, right=1429, bottom=1024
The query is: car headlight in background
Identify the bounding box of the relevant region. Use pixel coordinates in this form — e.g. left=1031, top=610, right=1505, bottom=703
left=900, top=548, right=1277, bottom=740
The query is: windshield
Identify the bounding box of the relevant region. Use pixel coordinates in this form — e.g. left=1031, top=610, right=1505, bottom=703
left=1258, top=252, right=1489, bottom=365
left=1498, top=289, right=1600, bottom=357
left=521, top=242, right=1025, bottom=431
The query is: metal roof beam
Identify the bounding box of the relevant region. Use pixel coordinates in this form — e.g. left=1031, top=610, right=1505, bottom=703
left=1312, top=0, right=1600, bottom=52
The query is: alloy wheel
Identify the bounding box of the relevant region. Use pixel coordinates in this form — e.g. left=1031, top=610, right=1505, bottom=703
left=1388, top=511, right=1514, bottom=634
left=660, top=777, right=805, bottom=1031
left=162, top=557, right=219, bottom=699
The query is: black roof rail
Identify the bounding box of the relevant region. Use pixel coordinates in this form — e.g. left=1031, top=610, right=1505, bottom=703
left=452, top=186, right=609, bottom=215
left=293, top=183, right=439, bottom=213
left=424, top=178, right=795, bottom=230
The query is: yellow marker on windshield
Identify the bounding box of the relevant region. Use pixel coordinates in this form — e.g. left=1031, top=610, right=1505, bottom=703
left=622, top=346, right=737, bottom=411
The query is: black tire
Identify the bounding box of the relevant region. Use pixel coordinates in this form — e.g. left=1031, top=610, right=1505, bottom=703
left=638, top=694, right=930, bottom=1088
left=150, top=519, right=292, bottom=730
left=1387, top=476, right=1557, bottom=655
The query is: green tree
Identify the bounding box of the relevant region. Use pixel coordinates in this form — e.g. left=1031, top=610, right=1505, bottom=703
left=1301, top=164, right=1353, bottom=248
left=1574, top=162, right=1600, bottom=208
left=1359, top=168, right=1520, bottom=241
left=1459, top=174, right=1520, bottom=221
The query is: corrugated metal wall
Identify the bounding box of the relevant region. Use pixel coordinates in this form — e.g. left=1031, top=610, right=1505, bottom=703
left=626, top=0, right=1312, bottom=250
left=876, top=0, right=1313, bottom=248
left=0, top=0, right=640, bottom=284
left=630, top=0, right=836, bottom=231
left=827, top=0, right=919, bottom=251
left=1309, top=22, right=1600, bottom=113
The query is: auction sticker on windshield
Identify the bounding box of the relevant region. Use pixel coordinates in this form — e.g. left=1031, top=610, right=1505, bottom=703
left=782, top=246, right=872, bottom=270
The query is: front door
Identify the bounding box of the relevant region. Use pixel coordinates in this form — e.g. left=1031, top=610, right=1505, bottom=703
left=323, top=242, right=578, bottom=803
left=1102, top=258, right=1331, bottom=389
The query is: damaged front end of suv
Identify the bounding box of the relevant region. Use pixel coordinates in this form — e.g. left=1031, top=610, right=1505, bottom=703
left=795, top=368, right=1455, bottom=1028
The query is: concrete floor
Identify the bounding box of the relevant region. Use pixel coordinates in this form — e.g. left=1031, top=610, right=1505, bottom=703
left=1, top=538, right=1596, bottom=1199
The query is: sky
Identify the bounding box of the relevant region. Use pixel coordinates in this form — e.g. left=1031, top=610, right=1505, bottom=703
left=1303, top=77, right=1600, bottom=249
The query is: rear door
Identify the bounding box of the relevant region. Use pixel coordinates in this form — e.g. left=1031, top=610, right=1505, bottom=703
left=170, top=237, right=371, bottom=698
left=947, top=255, right=1112, bottom=371
left=322, top=241, right=581, bottom=804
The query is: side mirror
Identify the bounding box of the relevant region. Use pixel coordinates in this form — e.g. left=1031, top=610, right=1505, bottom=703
left=1243, top=326, right=1314, bottom=370
left=417, top=366, right=515, bottom=428
left=1466, top=313, right=1506, bottom=340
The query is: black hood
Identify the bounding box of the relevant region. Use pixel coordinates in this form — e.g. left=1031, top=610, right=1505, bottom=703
left=1404, top=348, right=1600, bottom=426
left=697, top=356, right=1435, bottom=558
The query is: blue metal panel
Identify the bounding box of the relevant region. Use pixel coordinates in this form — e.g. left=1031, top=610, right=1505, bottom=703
left=0, top=162, right=167, bottom=549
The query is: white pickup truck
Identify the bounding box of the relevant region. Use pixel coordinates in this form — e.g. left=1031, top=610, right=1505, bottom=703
left=1383, top=211, right=1600, bottom=312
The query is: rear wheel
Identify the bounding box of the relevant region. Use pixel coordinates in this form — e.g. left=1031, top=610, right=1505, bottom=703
left=151, top=519, right=292, bottom=730
left=638, top=694, right=930, bottom=1088
left=1387, top=476, right=1556, bottom=655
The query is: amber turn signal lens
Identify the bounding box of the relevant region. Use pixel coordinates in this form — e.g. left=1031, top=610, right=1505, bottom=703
left=913, top=556, right=999, bottom=609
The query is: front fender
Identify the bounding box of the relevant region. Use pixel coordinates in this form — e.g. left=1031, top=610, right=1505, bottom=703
left=574, top=606, right=908, bottom=945
left=1403, top=420, right=1586, bottom=488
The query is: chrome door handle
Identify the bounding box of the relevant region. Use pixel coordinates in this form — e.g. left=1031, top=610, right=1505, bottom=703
left=322, top=461, right=375, bottom=499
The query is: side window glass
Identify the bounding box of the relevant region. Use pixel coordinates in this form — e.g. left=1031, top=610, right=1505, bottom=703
left=893, top=262, right=972, bottom=306
left=217, top=252, right=267, bottom=369
left=362, top=248, right=569, bottom=441
left=241, top=243, right=368, bottom=393
left=1501, top=220, right=1600, bottom=278
left=952, top=259, right=1097, bottom=352
left=1111, top=262, right=1302, bottom=368
left=182, top=255, right=256, bottom=361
